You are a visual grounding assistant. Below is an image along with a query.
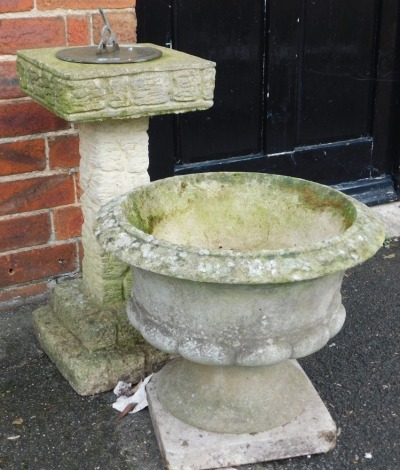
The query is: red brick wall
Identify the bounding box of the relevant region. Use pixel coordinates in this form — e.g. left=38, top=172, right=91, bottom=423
left=0, top=1, right=137, bottom=309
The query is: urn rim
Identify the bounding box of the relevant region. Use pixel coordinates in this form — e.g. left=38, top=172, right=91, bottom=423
left=95, top=172, right=385, bottom=284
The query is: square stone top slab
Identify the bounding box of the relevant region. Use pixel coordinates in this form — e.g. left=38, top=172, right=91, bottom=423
left=17, top=44, right=215, bottom=122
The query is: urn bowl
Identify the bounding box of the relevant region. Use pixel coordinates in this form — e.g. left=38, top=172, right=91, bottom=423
left=95, top=172, right=384, bottom=368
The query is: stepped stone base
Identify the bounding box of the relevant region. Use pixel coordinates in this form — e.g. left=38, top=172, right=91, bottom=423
left=33, top=280, right=168, bottom=395
left=147, top=362, right=337, bottom=469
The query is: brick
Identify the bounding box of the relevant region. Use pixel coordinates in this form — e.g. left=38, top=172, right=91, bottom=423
left=0, top=174, right=75, bottom=216
left=93, top=11, right=136, bottom=44
left=0, top=243, right=78, bottom=287
left=0, top=213, right=51, bottom=252
left=0, top=139, right=46, bottom=176
left=54, top=205, right=83, bottom=240
left=75, top=171, right=83, bottom=202
left=0, top=0, right=33, bottom=14
left=0, top=17, right=65, bottom=55
left=0, top=61, right=25, bottom=99
left=49, top=134, right=80, bottom=169
left=37, top=0, right=135, bottom=9
left=67, top=15, right=90, bottom=46
left=0, top=100, right=69, bottom=138
left=0, top=281, right=48, bottom=305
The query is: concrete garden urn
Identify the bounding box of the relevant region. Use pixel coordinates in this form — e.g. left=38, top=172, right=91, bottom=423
left=95, top=172, right=384, bottom=468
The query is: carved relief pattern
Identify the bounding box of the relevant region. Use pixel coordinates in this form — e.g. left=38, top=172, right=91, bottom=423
left=18, top=58, right=215, bottom=122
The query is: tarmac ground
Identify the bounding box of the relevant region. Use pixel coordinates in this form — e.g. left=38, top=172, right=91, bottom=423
left=0, top=239, right=399, bottom=470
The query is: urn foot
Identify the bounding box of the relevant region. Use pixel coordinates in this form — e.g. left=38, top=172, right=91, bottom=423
left=147, top=360, right=337, bottom=469
left=157, top=357, right=314, bottom=434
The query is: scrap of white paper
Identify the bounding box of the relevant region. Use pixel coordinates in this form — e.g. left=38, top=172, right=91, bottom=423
left=112, top=374, right=153, bottom=414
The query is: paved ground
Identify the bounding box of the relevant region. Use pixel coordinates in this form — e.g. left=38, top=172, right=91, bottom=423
left=0, top=240, right=399, bottom=470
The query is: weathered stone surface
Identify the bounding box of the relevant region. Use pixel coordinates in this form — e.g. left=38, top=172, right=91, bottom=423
left=33, top=305, right=145, bottom=395
left=33, top=283, right=169, bottom=395
left=78, top=117, right=150, bottom=305
left=122, top=269, right=133, bottom=300
left=81, top=224, right=129, bottom=304
left=78, top=118, right=150, bottom=207
left=17, top=43, right=215, bottom=395
left=51, top=279, right=141, bottom=352
left=95, top=172, right=384, bottom=365
left=95, top=168, right=383, bottom=455
left=157, top=358, right=311, bottom=434
left=147, top=363, right=337, bottom=469
left=95, top=172, right=385, bottom=285
left=126, top=270, right=346, bottom=366
left=16, top=45, right=216, bottom=122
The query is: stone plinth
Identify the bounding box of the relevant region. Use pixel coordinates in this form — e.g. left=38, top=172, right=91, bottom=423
left=16, top=44, right=215, bottom=395
left=33, top=280, right=167, bottom=395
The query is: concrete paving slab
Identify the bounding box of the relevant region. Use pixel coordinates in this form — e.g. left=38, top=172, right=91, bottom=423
left=372, top=201, right=400, bottom=238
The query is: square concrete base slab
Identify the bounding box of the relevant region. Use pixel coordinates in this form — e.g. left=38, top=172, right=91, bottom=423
left=33, top=304, right=167, bottom=395
left=147, top=362, right=337, bottom=470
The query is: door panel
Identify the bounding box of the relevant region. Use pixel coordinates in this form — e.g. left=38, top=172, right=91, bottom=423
left=175, top=0, right=265, bottom=163
left=300, top=0, right=377, bottom=144
left=265, top=0, right=301, bottom=154
left=372, top=0, right=400, bottom=175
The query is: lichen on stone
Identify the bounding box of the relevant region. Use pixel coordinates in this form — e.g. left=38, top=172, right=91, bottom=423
left=95, top=172, right=385, bottom=285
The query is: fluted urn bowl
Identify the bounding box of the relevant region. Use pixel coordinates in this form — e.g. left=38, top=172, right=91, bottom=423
left=95, top=172, right=384, bottom=434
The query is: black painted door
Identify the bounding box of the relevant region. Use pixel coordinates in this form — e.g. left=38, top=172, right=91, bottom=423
left=137, top=0, right=400, bottom=205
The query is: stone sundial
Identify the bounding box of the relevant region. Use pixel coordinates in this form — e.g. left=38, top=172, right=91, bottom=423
left=16, top=9, right=216, bottom=395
